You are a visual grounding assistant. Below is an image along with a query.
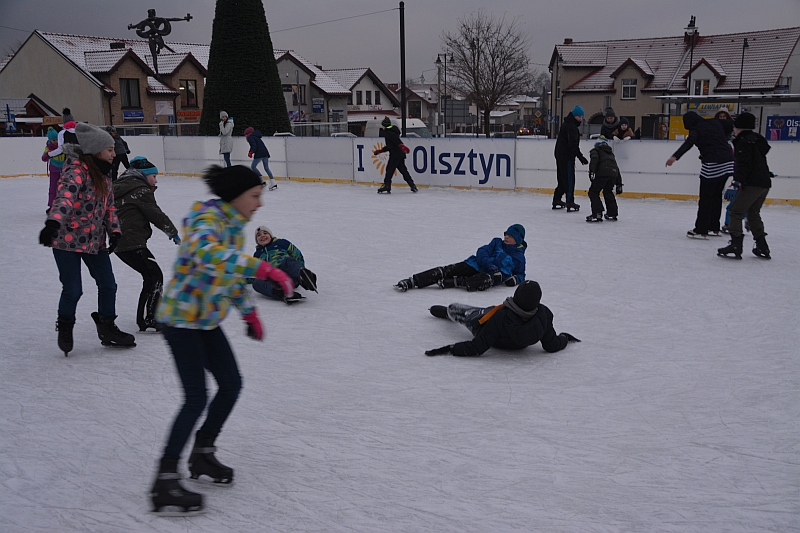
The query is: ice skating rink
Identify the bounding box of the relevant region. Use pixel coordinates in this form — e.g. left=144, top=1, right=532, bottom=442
left=1, top=175, right=798, bottom=532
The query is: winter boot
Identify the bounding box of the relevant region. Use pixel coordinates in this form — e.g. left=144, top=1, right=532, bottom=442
left=752, top=236, right=771, bottom=259
left=717, top=235, right=744, bottom=260
left=552, top=201, right=566, bottom=210
left=299, top=268, right=318, bottom=292
left=268, top=180, right=278, bottom=191
left=56, top=315, right=75, bottom=356
left=412, top=267, right=444, bottom=289
left=377, top=184, right=391, bottom=194
left=429, top=305, right=449, bottom=319
left=188, top=431, right=234, bottom=485
left=566, top=203, right=581, bottom=212
left=150, top=457, right=204, bottom=516
left=90, top=312, right=136, bottom=347
left=464, top=273, right=493, bottom=292
left=604, top=214, right=618, bottom=221
left=586, top=213, right=603, bottom=223
left=140, top=284, right=164, bottom=331
left=394, top=278, right=413, bottom=292
left=410, top=183, right=418, bottom=193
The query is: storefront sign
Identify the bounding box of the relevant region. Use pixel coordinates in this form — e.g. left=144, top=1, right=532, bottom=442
left=765, top=116, right=800, bottom=140
left=312, top=98, right=324, bottom=114
left=42, top=116, right=61, bottom=125
left=177, top=110, right=202, bottom=117
left=123, top=110, right=144, bottom=122
left=686, top=102, right=734, bottom=116
left=156, top=101, right=174, bottom=116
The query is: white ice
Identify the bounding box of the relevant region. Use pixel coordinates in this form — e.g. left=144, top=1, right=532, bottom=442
left=1, top=175, right=798, bottom=532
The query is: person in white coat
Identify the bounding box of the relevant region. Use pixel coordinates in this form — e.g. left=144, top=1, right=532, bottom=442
left=219, top=111, right=234, bottom=167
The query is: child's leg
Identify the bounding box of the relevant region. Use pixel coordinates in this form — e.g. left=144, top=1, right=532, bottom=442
left=261, top=158, right=274, bottom=181
left=602, top=178, right=618, bottom=217
left=250, top=158, right=261, bottom=174
left=446, top=303, right=492, bottom=334
left=52, top=249, right=84, bottom=319
left=81, top=252, right=117, bottom=319
left=588, top=178, right=605, bottom=214
left=197, top=327, right=242, bottom=438
left=48, top=167, right=60, bottom=207
left=253, top=278, right=283, bottom=300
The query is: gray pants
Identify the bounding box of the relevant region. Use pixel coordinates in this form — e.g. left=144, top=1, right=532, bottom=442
left=729, top=186, right=769, bottom=238
left=446, top=303, right=491, bottom=335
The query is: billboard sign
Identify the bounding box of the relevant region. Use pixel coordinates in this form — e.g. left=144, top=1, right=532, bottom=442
left=765, top=116, right=800, bottom=141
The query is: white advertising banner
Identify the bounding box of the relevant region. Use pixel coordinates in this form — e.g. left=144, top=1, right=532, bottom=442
left=353, top=137, right=516, bottom=189
left=155, top=101, right=174, bottom=116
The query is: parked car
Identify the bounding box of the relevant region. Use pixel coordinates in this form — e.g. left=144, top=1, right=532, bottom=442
left=363, top=117, right=431, bottom=138
left=331, top=132, right=357, bottom=137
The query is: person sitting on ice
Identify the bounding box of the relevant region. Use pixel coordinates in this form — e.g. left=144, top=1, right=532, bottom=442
left=251, top=226, right=317, bottom=302
left=424, top=280, right=580, bottom=357
left=395, top=224, right=527, bottom=292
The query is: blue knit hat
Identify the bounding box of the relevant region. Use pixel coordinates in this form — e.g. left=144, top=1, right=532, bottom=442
left=595, top=136, right=609, bottom=148
left=571, top=105, right=585, bottom=117
left=505, top=224, right=525, bottom=244
left=130, top=156, right=158, bottom=176
left=47, top=127, right=58, bottom=141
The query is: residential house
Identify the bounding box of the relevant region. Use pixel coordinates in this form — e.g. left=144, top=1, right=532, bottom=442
left=325, top=68, right=400, bottom=135
left=274, top=53, right=351, bottom=126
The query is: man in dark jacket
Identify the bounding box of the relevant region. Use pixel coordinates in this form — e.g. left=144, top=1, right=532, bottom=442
left=666, top=111, right=734, bottom=238
left=105, top=126, right=130, bottom=181
left=553, top=105, right=588, bottom=211
left=425, top=280, right=580, bottom=357
left=373, top=117, right=418, bottom=194
left=717, top=113, right=772, bottom=260
left=113, top=157, right=180, bottom=331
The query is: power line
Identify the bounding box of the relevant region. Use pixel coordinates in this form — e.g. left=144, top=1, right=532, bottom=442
left=272, top=8, right=397, bottom=34
left=0, top=24, right=32, bottom=34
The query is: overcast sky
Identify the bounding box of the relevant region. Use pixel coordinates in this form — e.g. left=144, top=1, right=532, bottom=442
left=2, top=0, right=799, bottom=85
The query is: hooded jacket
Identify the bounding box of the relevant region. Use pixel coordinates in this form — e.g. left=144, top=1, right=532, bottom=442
left=156, top=199, right=264, bottom=329
left=464, top=237, right=527, bottom=285
left=246, top=130, right=270, bottom=159
left=253, top=236, right=305, bottom=268
left=110, top=131, right=129, bottom=156
left=377, top=125, right=406, bottom=160
left=732, top=130, right=772, bottom=189
left=554, top=112, right=585, bottom=160
left=45, top=144, right=119, bottom=254
left=451, top=303, right=567, bottom=357
left=589, top=142, right=622, bottom=185
left=219, top=118, right=234, bottom=154
left=671, top=112, right=734, bottom=163
left=112, top=168, right=178, bottom=253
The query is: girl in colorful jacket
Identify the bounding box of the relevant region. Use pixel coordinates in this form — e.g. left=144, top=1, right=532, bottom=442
left=149, top=165, right=293, bottom=516
left=42, top=127, right=65, bottom=209
left=38, top=123, right=136, bottom=356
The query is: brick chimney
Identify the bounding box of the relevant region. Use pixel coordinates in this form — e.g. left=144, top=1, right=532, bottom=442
left=564, top=38, right=573, bottom=45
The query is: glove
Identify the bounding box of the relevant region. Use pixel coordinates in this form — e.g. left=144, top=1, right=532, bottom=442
left=577, top=155, right=588, bottom=165
left=248, top=151, right=253, bottom=158
left=588, top=171, right=595, bottom=182
left=256, top=262, right=294, bottom=298
left=615, top=185, right=623, bottom=195
left=38, top=220, right=60, bottom=246
left=42, top=153, right=49, bottom=162
left=126, top=150, right=131, bottom=154
left=491, top=271, right=503, bottom=286
left=373, top=149, right=382, bottom=156
left=243, top=310, right=264, bottom=341
left=425, top=345, right=453, bottom=356
left=504, top=277, right=517, bottom=287
left=106, top=232, right=121, bottom=253
left=724, top=186, right=737, bottom=201
left=400, top=144, right=410, bottom=154
left=171, top=234, right=181, bottom=245
left=560, top=332, right=581, bottom=343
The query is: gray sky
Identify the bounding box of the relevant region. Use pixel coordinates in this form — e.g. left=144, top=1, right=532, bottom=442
left=2, top=0, right=799, bottom=85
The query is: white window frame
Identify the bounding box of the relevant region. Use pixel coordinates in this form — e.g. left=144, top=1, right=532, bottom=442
left=693, top=79, right=710, bottom=96
left=621, top=79, right=637, bottom=100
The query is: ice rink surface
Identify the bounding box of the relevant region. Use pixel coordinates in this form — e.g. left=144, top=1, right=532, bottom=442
left=1, top=175, right=798, bottom=532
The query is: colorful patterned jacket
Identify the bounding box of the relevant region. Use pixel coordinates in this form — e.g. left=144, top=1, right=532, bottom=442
left=253, top=238, right=304, bottom=268
left=42, top=139, right=66, bottom=168
left=46, top=144, right=119, bottom=254
left=156, top=199, right=264, bottom=329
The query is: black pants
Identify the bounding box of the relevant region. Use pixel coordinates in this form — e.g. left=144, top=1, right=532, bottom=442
left=412, top=262, right=481, bottom=288
left=553, top=158, right=576, bottom=205
left=729, top=186, right=769, bottom=239
left=694, top=176, right=728, bottom=234
left=384, top=156, right=415, bottom=188
left=112, top=153, right=130, bottom=181
left=588, top=176, right=618, bottom=216
left=115, top=247, right=163, bottom=329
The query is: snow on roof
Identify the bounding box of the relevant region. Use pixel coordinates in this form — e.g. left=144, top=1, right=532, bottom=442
left=276, top=50, right=350, bottom=95
left=324, top=68, right=370, bottom=91
left=146, top=77, right=180, bottom=95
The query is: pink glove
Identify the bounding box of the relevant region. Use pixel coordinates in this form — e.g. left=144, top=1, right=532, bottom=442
left=243, top=310, right=264, bottom=340
left=42, top=153, right=49, bottom=162
left=256, top=262, right=294, bottom=297
left=400, top=144, right=410, bottom=154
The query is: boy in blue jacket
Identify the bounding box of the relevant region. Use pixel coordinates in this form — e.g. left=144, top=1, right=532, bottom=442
left=395, top=224, right=526, bottom=292
left=251, top=226, right=317, bottom=301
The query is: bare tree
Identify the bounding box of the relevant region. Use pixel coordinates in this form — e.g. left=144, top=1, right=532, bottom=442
left=441, top=11, right=532, bottom=136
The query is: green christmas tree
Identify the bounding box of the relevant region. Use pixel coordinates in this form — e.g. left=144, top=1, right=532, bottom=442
left=199, top=0, right=291, bottom=136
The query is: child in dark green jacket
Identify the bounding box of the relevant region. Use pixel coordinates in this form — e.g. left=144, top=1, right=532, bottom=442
left=251, top=226, right=317, bottom=302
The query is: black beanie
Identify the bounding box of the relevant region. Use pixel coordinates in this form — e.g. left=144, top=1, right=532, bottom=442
left=203, top=165, right=264, bottom=202
left=513, top=280, right=542, bottom=312
left=381, top=117, right=392, bottom=127
left=734, top=112, right=756, bottom=130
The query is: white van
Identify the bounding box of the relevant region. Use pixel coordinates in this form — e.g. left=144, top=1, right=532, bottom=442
left=363, top=117, right=431, bottom=138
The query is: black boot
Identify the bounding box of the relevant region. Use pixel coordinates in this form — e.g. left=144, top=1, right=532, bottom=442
left=717, top=235, right=744, bottom=259
left=566, top=203, right=581, bottom=212
left=140, top=283, right=164, bottom=331
left=464, top=273, right=493, bottom=292
left=412, top=267, right=444, bottom=289
left=56, top=315, right=75, bottom=356
left=188, top=431, right=234, bottom=485
left=437, top=277, right=461, bottom=289
left=150, top=457, right=204, bottom=516
left=409, top=183, right=418, bottom=193
left=377, top=184, right=391, bottom=194
left=299, top=268, right=317, bottom=292
left=552, top=201, right=566, bottom=210
left=586, top=213, right=603, bottom=223
left=753, top=236, right=771, bottom=259
left=429, top=305, right=449, bottom=319
left=90, top=312, right=136, bottom=347
left=394, top=278, right=413, bottom=292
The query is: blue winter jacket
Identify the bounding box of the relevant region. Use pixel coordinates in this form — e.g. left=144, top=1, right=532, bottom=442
left=464, top=238, right=527, bottom=285
left=246, top=130, right=271, bottom=159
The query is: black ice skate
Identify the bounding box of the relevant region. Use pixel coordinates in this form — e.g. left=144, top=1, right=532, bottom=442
left=717, top=235, right=743, bottom=260
left=56, top=315, right=75, bottom=356
left=686, top=230, right=708, bottom=240
left=283, top=292, right=306, bottom=304
left=752, top=236, right=771, bottom=259
left=604, top=214, right=618, bottom=221
left=150, top=459, right=204, bottom=516
left=395, top=278, right=413, bottom=292
left=429, top=305, right=449, bottom=319
left=377, top=185, right=391, bottom=194
left=566, top=203, right=580, bottom=212
left=586, top=213, right=603, bottom=223
left=299, top=268, right=318, bottom=293
left=552, top=201, right=566, bottom=210
left=188, top=431, right=234, bottom=485
left=410, top=184, right=418, bottom=193
left=90, top=312, right=136, bottom=347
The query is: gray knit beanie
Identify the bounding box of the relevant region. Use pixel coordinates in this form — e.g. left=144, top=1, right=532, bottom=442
left=75, top=123, right=114, bottom=155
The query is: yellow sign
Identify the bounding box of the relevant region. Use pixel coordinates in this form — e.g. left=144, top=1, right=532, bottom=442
left=669, top=116, right=689, bottom=140
left=42, top=117, right=61, bottom=125
left=686, top=102, right=734, bottom=116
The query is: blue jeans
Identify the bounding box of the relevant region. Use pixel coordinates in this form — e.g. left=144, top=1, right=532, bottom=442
left=161, top=326, right=242, bottom=460
left=251, top=157, right=274, bottom=180
left=222, top=152, right=231, bottom=167
left=52, top=248, right=117, bottom=319
left=252, top=257, right=302, bottom=300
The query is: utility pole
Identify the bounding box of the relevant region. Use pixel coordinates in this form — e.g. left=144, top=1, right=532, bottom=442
left=399, top=2, right=407, bottom=136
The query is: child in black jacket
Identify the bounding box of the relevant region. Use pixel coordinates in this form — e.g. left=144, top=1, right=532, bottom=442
left=425, top=281, right=580, bottom=357
left=586, top=137, right=623, bottom=222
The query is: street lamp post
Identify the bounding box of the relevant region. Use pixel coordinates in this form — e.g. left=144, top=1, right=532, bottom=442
left=435, top=54, right=449, bottom=137
left=685, top=16, right=698, bottom=97
left=738, top=38, right=750, bottom=114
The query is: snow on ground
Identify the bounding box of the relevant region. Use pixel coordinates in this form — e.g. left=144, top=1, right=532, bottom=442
left=1, top=175, right=798, bottom=533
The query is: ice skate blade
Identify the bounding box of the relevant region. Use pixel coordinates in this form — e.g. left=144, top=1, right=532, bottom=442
left=686, top=232, right=708, bottom=240
left=717, top=252, right=742, bottom=260
left=189, top=474, right=235, bottom=487
left=100, top=341, right=137, bottom=347
left=150, top=506, right=205, bottom=517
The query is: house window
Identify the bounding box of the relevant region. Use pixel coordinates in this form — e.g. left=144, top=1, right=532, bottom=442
left=693, top=79, right=710, bottom=96
left=356, top=91, right=363, bottom=105
left=292, top=84, right=306, bottom=105
left=604, top=95, right=612, bottom=109
left=347, top=93, right=353, bottom=105
left=179, top=79, right=197, bottom=107
left=375, top=91, right=381, bottom=105
left=120, top=78, right=140, bottom=108
left=555, top=81, right=560, bottom=100
left=622, top=79, right=637, bottom=99
left=408, top=100, right=421, bottom=119
left=365, top=91, right=372, bottom=105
